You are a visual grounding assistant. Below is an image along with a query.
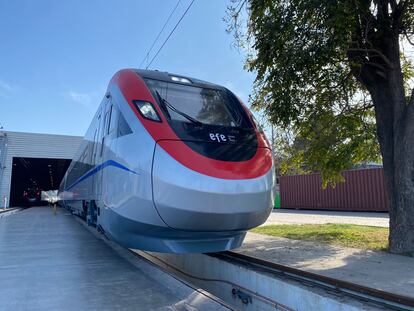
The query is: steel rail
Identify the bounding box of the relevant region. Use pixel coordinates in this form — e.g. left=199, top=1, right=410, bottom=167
left=210, top=251, right=414, bottom=311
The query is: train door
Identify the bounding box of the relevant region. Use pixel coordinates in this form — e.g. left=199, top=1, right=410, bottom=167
left=91, top=127, right=98, bottom=196
left=102, top=102, right=118, bottom=208
left=101, top=102, right=113, bottom=205
left=93, top=99, right=109, bottom=198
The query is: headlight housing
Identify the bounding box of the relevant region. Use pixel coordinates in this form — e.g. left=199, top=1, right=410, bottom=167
left=133, top=100, right=161, bottom=122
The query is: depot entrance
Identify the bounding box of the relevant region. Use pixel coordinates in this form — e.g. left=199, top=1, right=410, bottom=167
left=9, top=157, right=71, bottom=207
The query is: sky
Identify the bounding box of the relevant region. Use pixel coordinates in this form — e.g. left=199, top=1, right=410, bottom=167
left=0, top=0, right=255, bottom=136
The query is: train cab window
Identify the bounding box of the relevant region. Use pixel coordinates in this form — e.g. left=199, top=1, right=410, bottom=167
left=117, top=113, right=132, bottom=137
left=144, top=78, right=252, bottom=128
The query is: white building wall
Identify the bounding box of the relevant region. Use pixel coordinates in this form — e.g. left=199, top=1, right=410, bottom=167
left=0, top=131, right=82, bottom=207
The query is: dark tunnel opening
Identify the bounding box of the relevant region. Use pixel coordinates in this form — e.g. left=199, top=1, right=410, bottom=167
left=9, top=157, right=71, bottom=207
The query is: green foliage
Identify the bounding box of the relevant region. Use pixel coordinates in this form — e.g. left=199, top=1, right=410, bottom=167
left=226, top=0, right=413, bottom=185
left=246, top=0, right=358, bottom=124
left=401, top=52, right=414, bottom=94
left=277, top=107, right=380, bottom=186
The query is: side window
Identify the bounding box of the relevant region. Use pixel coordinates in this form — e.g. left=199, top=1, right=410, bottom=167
left=104, top=110, right=110, bottom=135
left=101, top=109, right=109, bottom=156
left=100, top=111, right=106, bottom=139
left=107, top=105, right=113, bottom=135
left=117, top=112, right=132, bottom=137
left=108, top=105, right=118, bottom=135
left=93, top=113, right=101, bottom=160
left=91, top=129, right=97, bottom=162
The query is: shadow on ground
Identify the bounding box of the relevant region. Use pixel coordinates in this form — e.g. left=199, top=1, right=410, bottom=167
left=236, top=232, right=414, bottom=297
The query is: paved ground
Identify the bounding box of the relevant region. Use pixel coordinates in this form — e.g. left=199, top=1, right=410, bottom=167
left=263, top=209, right=389, bottom=227
left=0, top=207, right=228, bottom=311
left=237, top=232, right=414, bottom=298
left=0, top=207, right=20, bottom=219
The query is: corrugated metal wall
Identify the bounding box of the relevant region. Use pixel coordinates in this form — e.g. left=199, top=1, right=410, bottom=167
left=0, top=131, right=82, bottom=207
left=279, top=168, right=388, bottom=211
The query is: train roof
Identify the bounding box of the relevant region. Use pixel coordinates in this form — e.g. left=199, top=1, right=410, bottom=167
left=134, top=69, right=225, bottom=91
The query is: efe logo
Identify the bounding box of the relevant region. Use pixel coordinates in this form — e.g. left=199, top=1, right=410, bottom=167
left=209, top=133, right=236, bottom=143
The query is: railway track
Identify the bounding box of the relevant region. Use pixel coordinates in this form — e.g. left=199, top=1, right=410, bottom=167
left=137, top=249, right=414, bottom=311
left=211, top=251, right=414, bottom=311
left=76, top=210, right=413, bottom=310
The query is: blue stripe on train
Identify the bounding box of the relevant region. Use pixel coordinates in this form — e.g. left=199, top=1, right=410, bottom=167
left=66, top=160, right=138, bottom=191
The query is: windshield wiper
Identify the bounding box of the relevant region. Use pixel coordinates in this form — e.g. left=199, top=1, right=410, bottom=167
left=155, top=91, right=171, bottom=120
left=155, top=91, right=203, bottom=126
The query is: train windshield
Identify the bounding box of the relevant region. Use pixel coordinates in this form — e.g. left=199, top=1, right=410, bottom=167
left=145, top=79, right=251, bottom=128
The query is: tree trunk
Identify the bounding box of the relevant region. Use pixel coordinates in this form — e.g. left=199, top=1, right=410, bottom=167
left=369, top=41, right=414, bottom=254
left=379, top=103, right=414, bottom=254
left=389, top=119, right=414, bottom=254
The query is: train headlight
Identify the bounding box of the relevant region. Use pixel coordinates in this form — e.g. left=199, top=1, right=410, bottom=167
left=170, top=76, right=191, bottom=83
left=133, top=100, right=161, bottom=122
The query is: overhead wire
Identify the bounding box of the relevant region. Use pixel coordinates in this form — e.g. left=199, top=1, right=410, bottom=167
left=138, top=0, right=182, bottom=69
left=145, top=0, right=196, bottom=69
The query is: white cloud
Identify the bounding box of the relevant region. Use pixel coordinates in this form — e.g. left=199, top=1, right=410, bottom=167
left=68, top=91, right=93, bottom=107
left=0, top=80, right=16, bottom=97
left=0, top=81, right=13, bottom=92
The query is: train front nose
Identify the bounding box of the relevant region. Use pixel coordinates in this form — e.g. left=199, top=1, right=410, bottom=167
left=152, top=143, right=274, bottom=232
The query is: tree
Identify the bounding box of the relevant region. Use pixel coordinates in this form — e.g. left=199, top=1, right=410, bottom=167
left=226, top=0, right=414, bottom=254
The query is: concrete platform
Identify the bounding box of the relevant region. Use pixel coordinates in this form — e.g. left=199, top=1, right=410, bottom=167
left=237, top=232, right=414, bottom=298
left=0, top=208, right=20, bottom=219
left=0, top=206, right=229, bottom=311
left=264, top=209, right=389, bottom=227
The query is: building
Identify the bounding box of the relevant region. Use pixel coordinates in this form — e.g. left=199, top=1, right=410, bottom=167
left=0, top=130, right=82, bottom=207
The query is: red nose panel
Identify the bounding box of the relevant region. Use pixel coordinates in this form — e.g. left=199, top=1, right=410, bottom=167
left=111, top=69, right=273, bottom=180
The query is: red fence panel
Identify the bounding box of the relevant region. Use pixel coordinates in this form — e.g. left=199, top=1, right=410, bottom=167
left=279, top=168, right=388, bottom=211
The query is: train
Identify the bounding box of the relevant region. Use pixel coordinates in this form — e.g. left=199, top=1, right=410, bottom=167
left=58, top=69, right=274, bottom=253
left=23, top=185, right=42, bottom=206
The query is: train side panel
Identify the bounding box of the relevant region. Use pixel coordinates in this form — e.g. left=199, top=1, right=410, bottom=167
left=59, top=106, right=102, bottom=214
left=98, top=84, right=166, bottom=233
left=59, top=84, right=166, bottom=230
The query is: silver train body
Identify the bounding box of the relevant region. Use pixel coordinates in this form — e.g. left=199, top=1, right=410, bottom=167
left=59, top=69, right=274, bottom=253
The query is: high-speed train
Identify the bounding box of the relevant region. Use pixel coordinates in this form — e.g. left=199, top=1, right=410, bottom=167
left=59, top=69, right=274, bottom=253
